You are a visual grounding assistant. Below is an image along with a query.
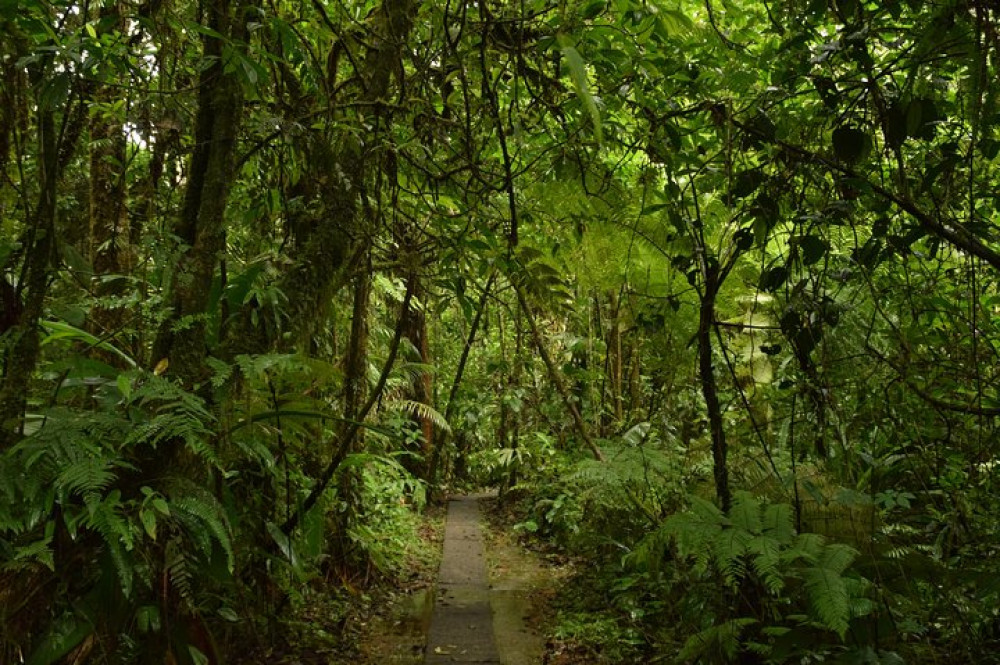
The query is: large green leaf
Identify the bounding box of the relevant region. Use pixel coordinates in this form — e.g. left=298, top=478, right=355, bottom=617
left=558, top=35, right=603, bottom=145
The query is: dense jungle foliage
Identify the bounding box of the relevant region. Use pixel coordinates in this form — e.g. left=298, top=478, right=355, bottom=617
left=2, top=0, right=1000, bottom=662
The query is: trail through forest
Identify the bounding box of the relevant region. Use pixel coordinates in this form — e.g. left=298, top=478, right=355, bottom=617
left=425, top=495, right=499, bottom=664
left=359, top=495, right=555, bottom=665
left=6, top=0, right=1000, bottom=661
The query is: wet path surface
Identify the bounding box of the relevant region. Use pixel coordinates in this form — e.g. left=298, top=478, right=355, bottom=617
left=425, top=496, right=501, bottom=665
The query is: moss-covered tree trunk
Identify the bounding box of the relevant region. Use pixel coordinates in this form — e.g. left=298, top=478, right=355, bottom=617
left=330, top=263, right=372, bottom=562
left=88, top=4, right=130, bottom=340
left=226, top=0, right=417, bottom=355
left=343, top=270, right=372, bottom=435
left=400, top=272, right=434, bottom=478
left=605, top=289, right=624, bottom=432
left=152, top=0, right=247, bottom=387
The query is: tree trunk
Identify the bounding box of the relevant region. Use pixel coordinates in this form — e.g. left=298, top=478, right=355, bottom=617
left=432, top=270, right=495, bottom=487
left=152, top=0, right=247, bottom=387
left=0, top=104, right=58, bottom=447
left=331, top=264, right=372, bottom=562
left=625, top=333, right=642, bottom=422
left=226, top=0, right=417, bottom=354
left=497, top=306, right=510, bottom=486
left=506, top=302, right=523, bottom=492
left=88, top=5, right=131, bottom=340
left=516, top=283, right=604, bottom=462
left=342, top=270, right=372, bottom=433
left=698, top=277, right=731, bottom=511
left=399, top=272, right=434, bottom=477
left=606, top=290, right=623, bottom=429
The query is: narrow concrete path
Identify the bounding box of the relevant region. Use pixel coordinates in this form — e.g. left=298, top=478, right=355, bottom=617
left=425, top=495, right=501, bottom=665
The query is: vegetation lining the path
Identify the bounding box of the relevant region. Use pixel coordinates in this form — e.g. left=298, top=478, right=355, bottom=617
left=4, top=0, right=1000, bottom=662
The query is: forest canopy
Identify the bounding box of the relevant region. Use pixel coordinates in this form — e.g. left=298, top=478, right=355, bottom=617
left=1, top=0, right=1000, bottom=662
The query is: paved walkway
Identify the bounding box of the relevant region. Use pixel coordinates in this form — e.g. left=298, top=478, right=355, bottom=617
left=425, top=496, right=501, bottom=665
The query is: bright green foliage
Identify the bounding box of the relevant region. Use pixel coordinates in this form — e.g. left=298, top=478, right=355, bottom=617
left=4, top=0, right=1000, bottom=660
left=637, top=492, right=870, bottom=645
left=0, top=369, right=235, bottom=661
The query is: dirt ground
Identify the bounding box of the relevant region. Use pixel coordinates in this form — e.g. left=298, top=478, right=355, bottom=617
left=353, top=506, right=445, bottom=665
left=482, top=501, right=568, bottom=664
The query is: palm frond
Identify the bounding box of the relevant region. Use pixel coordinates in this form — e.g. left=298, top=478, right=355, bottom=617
left=389, top=399, right=451, bottom=434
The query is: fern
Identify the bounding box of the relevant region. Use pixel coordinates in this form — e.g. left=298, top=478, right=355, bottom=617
left=803, top=543, right=858, bottom=638
left=713, top=527, right=752, bottom=586
left=763, top=502, right=795, bottom=542
left=641, top=491, right=872, bottom=643
left=234, top=352, right=301, bottom=378
left=169, top=486, right=235, bottom=572
left=818, top=542, right=857, bottom=574
left=390, top=399, right=452, bottom=434
left=748, top=534, right=784, bottom=594
left=566, top=436, right=682, bottom=521
left=621, top=421, right=651, bottom=447
left=10, top=536, right=55, bottom=571
left=394, top=359, right=435, bottom=382
left=55, top=456, right=117, bottom=497
left=233, top=352, right=341, bottom=386
left=678, top=617, right=757, bottom=662
left=663, top=494, right=725, bottom=572
left=126, top=375, right=218, bottom=465
left=166, top=540, right=195, bottom=607
left=805, top=566, right=850, bottom=638
left=729, top=491, right=763, bottom=534
left=783, top=532, right=827, bottom=564
left=84, top=491, right=136, bottom=598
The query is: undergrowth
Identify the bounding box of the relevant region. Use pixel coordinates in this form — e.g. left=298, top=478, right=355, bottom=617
left=480, top=418, right=996, bottom=664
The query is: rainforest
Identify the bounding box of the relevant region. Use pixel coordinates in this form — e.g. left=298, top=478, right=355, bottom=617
left=1, top=0, right=999, bottom=663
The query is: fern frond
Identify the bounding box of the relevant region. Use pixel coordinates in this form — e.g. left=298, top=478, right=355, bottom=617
left=56, top=456, right=116, bottom=496
left=748, top=535, right=784, bottom=594
left=395, top=360, right=435, bottom=381
left=713, top=527, right=752, bottom=587
left=763, top=502, right=795, bottom=542
left=84, top=492, right=136, bottom=598
left=730, top=491, right=763, bottom=535
left=166, top=540, right=194, bottom=607
left=565, top=442, right=681, bottom=524
left=230, top=431, right=276, bottom=468
left=850, top=598, right=876, bottom=622
left=171, top=491, right=234, bottom=572
left=234, top=353, right=303, bottom=379
left=678, top=617, right=757, bottom=662
left=628, top=522, right=674, bottom=573
left=689, top=494, right=726, bottom=524
left=621, top=422, right=651, bottom=447
left=390, top=399, right=451, bottom=434
left=818, top=543, right=857, bottom=575
left=131, top=374, right=214, bottom=422
left=126, top=411, right=219, bottom=466
left=125, top=378, right=218, bottom=466
left=662, top=510, right=720, bottom=575
left=10, top=537, right=55, bottom=571
left=206, top=357, right=234, bottom=388
left=804, top=566, right=850, bottom=637
left=783, top=532, right=826, bottom=564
